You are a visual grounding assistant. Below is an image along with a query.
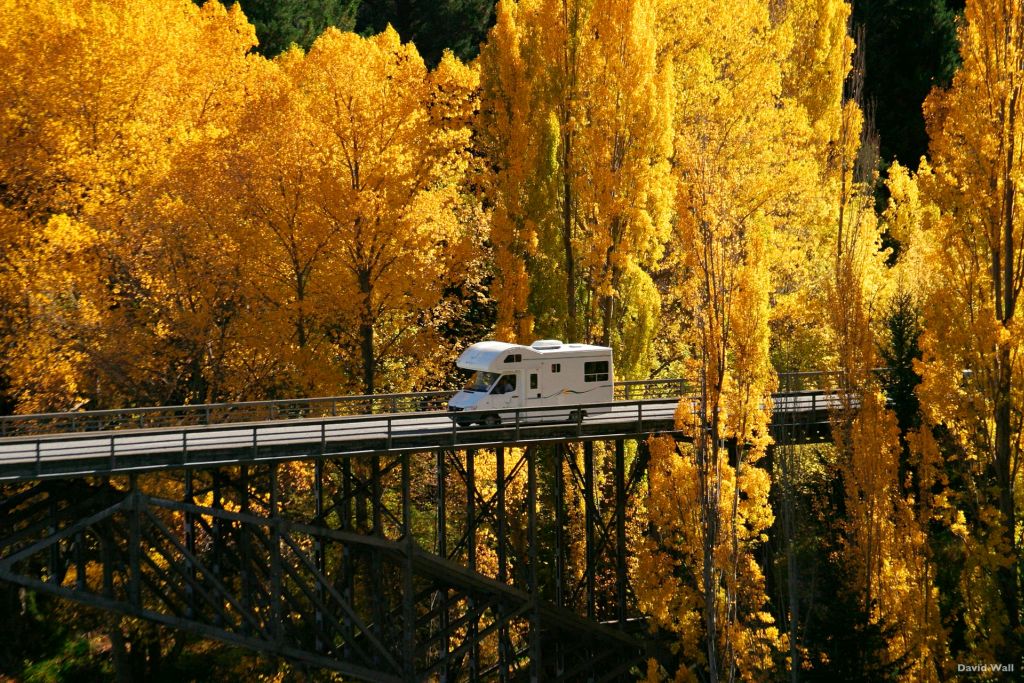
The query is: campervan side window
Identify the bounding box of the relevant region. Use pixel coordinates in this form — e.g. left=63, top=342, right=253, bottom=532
left=491, top=374, right=517, bottom=394
left=551, top=363, right=561, bottom=373
left=584, top=361, right=609, bottom=383
left=504, top=354, right=522, bottom=363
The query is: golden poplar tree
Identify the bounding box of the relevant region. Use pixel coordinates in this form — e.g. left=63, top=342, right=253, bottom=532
left=902, top=0, right=1024, bottom=661
left=2, top=5, right=483, bottom=406
left=477, top=0, right=547, bottom=343
left=813, top=21, right=945, bottom=678
left=635, top=0, right=810, bottom=678
left=829, top=148, right=944, bottom=676
left=574, top=0, right=673, bottom=374
left=174, top=50, right=340, bottom=397
left=479, top=0, right=673, bottom=377
left=769, top=0, right=855, bottom=375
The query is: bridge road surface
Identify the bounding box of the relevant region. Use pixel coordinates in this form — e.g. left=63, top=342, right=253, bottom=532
left=0, top=391, right=840, bottom=481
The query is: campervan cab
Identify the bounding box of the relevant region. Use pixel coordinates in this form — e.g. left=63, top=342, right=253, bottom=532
left=447, top=340, right=614, bottom=426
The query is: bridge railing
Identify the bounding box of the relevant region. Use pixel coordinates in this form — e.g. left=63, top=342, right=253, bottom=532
left=0, top=378, right=697, bottom=438
left=0, top=371, right=859, bottom=440
left=0, top=391, right=450, bottom=438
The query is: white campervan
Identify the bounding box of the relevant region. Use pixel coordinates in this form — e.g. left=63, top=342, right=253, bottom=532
left=447, top=339, right=614, bottom=426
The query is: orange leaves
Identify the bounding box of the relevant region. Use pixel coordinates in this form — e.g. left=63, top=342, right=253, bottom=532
left=294, top=28, right=480, bottom=392
left=0, top=0, right=260, bottom=410
left=0, top=2, right=484, bottom=407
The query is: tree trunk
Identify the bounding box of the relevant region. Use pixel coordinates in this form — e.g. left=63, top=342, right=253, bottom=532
left=358, top=269, right=374, bottom=395
left=295, top=274, right=307, bottom=350
left=781, top=444, right=801, bottom=683
left=562, top=130, right=577, bottom=342
left=995, top=87, right=1019, bottom=639
left=109, top=619, right=131, bottom=683
left=994, top=351, right=1019, bottom=635
left=701, top=381, right=721, bottom=683
left=601, top=291, right=613, bottom=348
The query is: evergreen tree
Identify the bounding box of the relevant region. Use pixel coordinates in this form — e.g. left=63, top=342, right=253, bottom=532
left=806, top=540, right=912, bottom=681
left=852, top=0, right=963, bottom=166
left=879, top=290, right=923, bottom=450
left=195, top=0, right=360, bottom=55
left=356, top=0, right=496, bottom=66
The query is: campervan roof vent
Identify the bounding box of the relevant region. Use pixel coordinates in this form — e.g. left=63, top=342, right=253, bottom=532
left=530, top=339, right=563, bottom=350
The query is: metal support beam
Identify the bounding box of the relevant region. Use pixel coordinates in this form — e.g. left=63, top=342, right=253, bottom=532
left=554, top=444, right=566, bottom=610
left=496, top=447, right=506, bottom=582
left=128, top=475, right=140, bottom=609
left=495, top=446, right=509, bottom=682
left=269, top=464, right=282, bottom=644
left=528, top=445, right=541, bottom=681
left=584, top=441, right=596, bottom=622
left=615, top=439, right=627, bottom=626
left=314, top=458, right=325, bottom=652
left=184, top=469, right=196, bottom=618
left=436, top=449, right=450, bottom=681
left=466, top=448, right=478, bottom=681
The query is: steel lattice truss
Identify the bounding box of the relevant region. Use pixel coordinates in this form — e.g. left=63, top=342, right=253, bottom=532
left=0, top=443, right=662, bottom=681
left=0, top=383, right=836, bottom=681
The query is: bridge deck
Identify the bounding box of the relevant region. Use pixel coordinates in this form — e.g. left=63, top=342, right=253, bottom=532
left=0, top=389, right=843, bottom=481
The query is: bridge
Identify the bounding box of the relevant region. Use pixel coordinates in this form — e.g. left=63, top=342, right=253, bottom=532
left=0, top=372, right=844, bottom=680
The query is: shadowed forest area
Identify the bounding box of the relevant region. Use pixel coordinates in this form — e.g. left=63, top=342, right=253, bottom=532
left=0, top=0, right=1020, bottom=680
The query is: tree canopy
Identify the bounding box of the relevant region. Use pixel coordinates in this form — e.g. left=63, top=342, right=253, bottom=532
left=1, top=0, right=1020, bottom=679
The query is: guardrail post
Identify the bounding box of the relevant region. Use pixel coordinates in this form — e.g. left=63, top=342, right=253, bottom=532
left=386, top=416, right=392, bottom=451
left=515, top=409, right=521, bottom=442
left=637, top=402, right=644, bottom=434
left=109, top=434, right=116, bottom=473
left=35, top=438, right=41, bottom=476
left=182, top=431, right=188, bottom=466
left=320, top=422, right=326, bottom=456
left=252, top=426, right=258, bottom=460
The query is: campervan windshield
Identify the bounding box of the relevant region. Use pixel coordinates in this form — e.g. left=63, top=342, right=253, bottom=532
left=464, top=371, right=500, bottom=392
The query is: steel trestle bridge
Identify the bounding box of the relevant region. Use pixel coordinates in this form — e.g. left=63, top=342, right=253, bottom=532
left=0, top=372, right=845, bottom=681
